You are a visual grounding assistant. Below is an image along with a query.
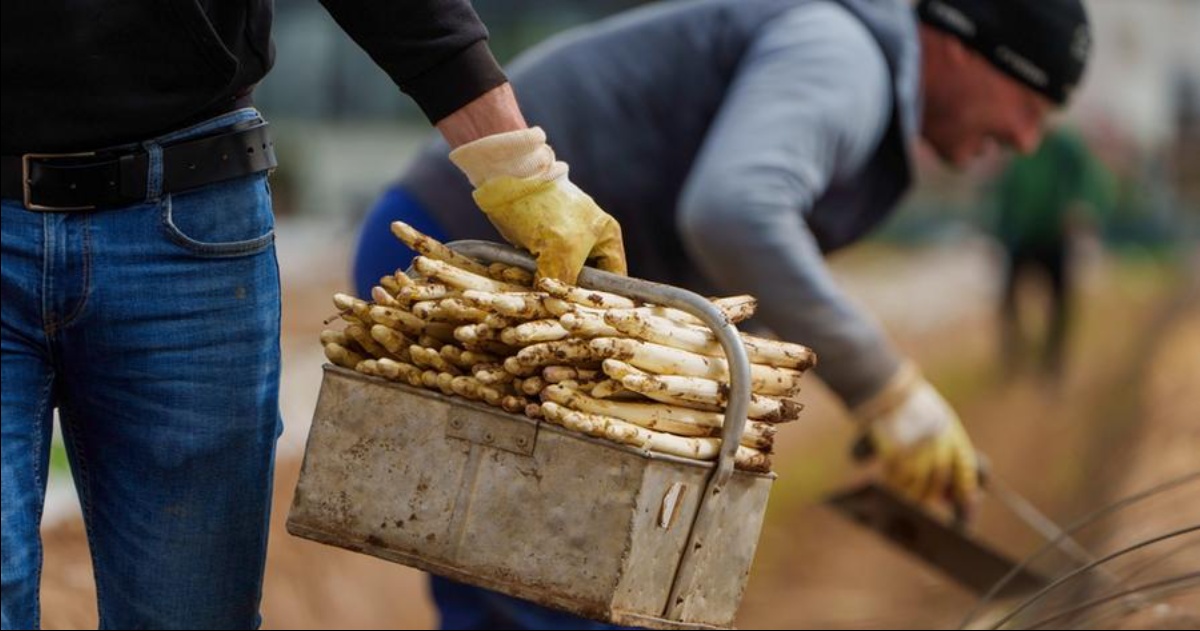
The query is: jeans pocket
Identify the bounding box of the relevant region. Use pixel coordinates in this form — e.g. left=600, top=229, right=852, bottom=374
left=161, top=173, right=275, bottom=258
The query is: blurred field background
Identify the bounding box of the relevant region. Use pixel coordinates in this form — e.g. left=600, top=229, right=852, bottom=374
left=39, top=1, right=1198, bottom=628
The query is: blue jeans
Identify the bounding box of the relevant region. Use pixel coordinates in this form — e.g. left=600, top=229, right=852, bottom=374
left=1, top=108, right=282, bottom=629
left=356, top=184, right=629, bottom=631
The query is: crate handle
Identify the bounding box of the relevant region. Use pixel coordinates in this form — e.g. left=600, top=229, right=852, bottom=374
left=447, top=241, right=758, bottom=619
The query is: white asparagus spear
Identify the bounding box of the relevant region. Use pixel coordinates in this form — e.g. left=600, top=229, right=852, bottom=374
left=364, top=307, right=453, bottom=340
left=642, top=305, right=703, bottom=327
left=503, top=356, right=540, bottom=377
left=379, top=274, right=403, bottom=296
left=500, top=394, right=529, bottom=413
left=460, top=349, right=498, bottom=366
left=501, top=319, right=570, bottom=345
left=474, top=364, right=516, bottom=385
left=536, top=278, right=637, bottom=309
left=399, top=283, right=453, bottom=303
left=589, top=338, right=804, bottom=396
left=409, top=345, right=462, bottom=375
left=602, top=359, right=801, bottom=422
left=539, top=403, right=770, bottom=472
left=356, top=359, right=382, bottom=377
left=519, top=376, right=546, bottom=396
left=391, top=270, right=415, bottom=288
left=438, top=345, right=471, bottom=369
left=324, top=343, right=365, bottom=370
left=459, top=290, right=554, bottom=320
left=371, top=286, right=400, bottom=308
left=333, top=293, right=372, bottom=321
left=320, top=329, right=348, bottom=347
left=542, top=297, right=579, bottom=317
left=454, top=323, right=508, bottom=348
left=414, top=256, right=525, bottom=293
left=390, top=221, right=491, bottom=277
left=711, top=295, right=757, bottom=323
left=541, top=385, right=711, bottom=436
left=439, top=298, right=490, bottom=323
left=412, top=299, right=487, bottom=324
left=450, top=375, right=506, bottom=406
left=604, top=309, right=815, bottom=370
left=588, top=379, right=629, bottom=400
left=541, top=385, right=773, bottom=448
left=559, top=311, right=621, bottom=338
left=411, top=300, right=440, bottom=321
left=633, top=296, right=755, bottom=328
left=542, top=366, right=601, bottom=383
left=644, top=295, right=758, bottom=326
left=435, top=371, right=456, bottom=395
left=516, top=339, right=606, bottom=368
left=345, top=324, right=390, bottom=359
left=370, top=326, right=411, bottom=360
left=376, top=358, right=425, bottom=386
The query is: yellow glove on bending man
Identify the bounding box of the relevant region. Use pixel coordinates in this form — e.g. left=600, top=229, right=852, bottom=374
left=449, top=127, right=627, bottom=283
left=854, top=362, right=980, bottom=511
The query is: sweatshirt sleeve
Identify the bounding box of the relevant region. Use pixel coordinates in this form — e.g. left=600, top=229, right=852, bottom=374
left=319, top=0, right=508, bottom=123
left=676, top=4, right=903, bottom=408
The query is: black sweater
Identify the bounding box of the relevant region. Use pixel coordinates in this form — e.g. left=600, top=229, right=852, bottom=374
left=0, top=0, right=507, bottom=153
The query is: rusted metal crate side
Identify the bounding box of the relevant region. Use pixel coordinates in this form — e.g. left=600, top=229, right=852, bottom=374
left=289, top=368, right=707, bottom=619
left=288, top=368, right=467, bottom=561
left=664, top=472, right=772, bottom=626
left=611, top=462, right=711, bottom=616
left=291, top=350, right=775, bottom=628
left=448, top=424, right=646, bottom=610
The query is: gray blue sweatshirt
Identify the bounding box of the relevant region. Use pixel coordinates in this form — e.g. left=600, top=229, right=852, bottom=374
left=401, top=0, right=921, bottom=409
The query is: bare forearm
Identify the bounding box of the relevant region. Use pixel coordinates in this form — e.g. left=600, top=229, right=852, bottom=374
left=436, top=83, right=528, bottom=148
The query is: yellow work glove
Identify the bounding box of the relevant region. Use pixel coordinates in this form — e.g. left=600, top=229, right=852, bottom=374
left=854, top=363, right=980, bottom=513
left=449, top=127, right=627, bottom=283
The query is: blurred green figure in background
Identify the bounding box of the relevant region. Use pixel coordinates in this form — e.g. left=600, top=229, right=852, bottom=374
left=992, top=127, right=1112, bottom=380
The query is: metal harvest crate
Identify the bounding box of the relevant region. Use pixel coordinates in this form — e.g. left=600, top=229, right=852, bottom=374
left=287, top=242, right=775, bottom=629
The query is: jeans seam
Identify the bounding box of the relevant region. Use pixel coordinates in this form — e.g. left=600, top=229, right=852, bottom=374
left=29, top=371, right=55, bottom=630
left=61, top=406, right=106, bottom=628
left=144, top=142, right=164, bottom=201
left=56, top=215, right=92, bottom=330
left=160, top=189, right=276, bottom=258
left=41, top=214, right=53, bottom=337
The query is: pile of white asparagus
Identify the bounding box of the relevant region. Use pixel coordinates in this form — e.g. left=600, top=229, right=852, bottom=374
left=321, top=221, right=817, bottom=473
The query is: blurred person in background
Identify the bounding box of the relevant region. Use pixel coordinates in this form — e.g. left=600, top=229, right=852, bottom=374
left=353, top=0, right=1091, bottom=628
left=991, top=126, right=1112, bottom=380
left=0, top=1, right=623, bottom=629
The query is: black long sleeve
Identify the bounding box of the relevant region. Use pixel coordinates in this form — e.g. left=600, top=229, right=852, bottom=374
left=319, top=0, right=508, bottom=123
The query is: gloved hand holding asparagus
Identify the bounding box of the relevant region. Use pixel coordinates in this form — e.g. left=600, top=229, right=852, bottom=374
left=321, top=221, right=818, bottom=473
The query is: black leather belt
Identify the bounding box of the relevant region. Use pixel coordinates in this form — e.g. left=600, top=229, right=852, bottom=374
left=1, top=120, right=277, bottom=211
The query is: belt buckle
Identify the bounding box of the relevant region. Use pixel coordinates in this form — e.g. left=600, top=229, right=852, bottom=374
left=22, top=151, right=97, bottom=211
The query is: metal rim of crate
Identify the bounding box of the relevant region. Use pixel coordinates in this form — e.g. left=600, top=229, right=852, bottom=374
left=444, top=240, right=758, bottom=621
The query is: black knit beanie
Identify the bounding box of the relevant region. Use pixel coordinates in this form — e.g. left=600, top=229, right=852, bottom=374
left=917, top=0, right=1092, bottom=105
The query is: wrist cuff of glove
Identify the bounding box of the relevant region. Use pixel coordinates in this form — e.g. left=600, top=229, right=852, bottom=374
left=449, top=126, right=558, bottom=187
left=851, top=360, right=923, bottom=423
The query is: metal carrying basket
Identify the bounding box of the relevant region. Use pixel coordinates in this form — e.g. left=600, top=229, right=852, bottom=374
left=287, top=242, right=775, bottom=629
